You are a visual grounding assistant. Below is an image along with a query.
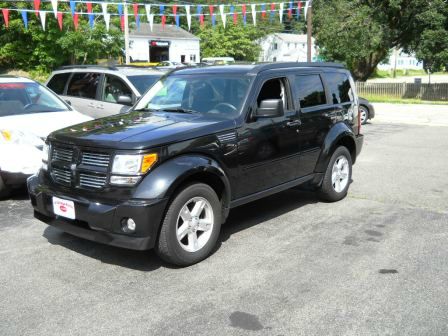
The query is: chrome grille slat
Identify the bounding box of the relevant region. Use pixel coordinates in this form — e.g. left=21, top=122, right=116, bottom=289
left=52, top=147, right=73, bottom=162
left=79, top=173, right=107, bottom=189
left=81, top=152, right=110, bottom=167
left=52, top=167, right=71, bottom=184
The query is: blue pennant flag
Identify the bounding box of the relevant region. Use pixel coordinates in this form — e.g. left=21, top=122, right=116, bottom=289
left=212, top=13, right=216, bottom=26
left=117, top=4, right=123, bottom=16
left=197, top=5, right=202, bottom=21
left=136, top=15, right=140, bottom=29
left=70, top=0, right=76, bottom=16
left=21, top=10, right=28, bottom=29
left=175, top=14, right=180, bottom=27
left=89, top=14, right=94, bottom=28
left=159, top=5, right=165, bottom=15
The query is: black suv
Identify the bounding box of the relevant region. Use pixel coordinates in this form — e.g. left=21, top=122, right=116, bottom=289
left=28, top=63, right=364, bottom=266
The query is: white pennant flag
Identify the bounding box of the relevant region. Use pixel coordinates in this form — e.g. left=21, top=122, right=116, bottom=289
left=39, top=11, right=46, bottom=30
left=251, top=4, right=256, bottom=26
left=185, top=5, right=191, bottom=30
left=51, top=0, right=58, bottom=18
left=149, top=14, right=154, bottom=31
left=102, top=3, right=110, bottom=31
left=145, top=4, right=151, bottom=22
left=219, top=4, right=226, bottom=28
left=304, top=1, right=310, bottom=19
left=279, top=3, right=284, bottom=23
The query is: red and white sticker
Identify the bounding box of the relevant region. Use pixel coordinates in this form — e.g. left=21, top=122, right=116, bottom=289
left=52, top=197, right=75, bottom=220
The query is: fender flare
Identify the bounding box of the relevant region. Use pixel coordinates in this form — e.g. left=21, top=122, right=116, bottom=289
left=134, top=154, right=232, bottom=214
left=314, top=122, right=357, bottom=173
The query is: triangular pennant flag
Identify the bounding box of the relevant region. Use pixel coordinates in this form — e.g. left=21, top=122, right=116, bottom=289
left=172, top=5, right=177, bottom=16
left=51, top=0, right=58, bottom=18
left=304, top=1, right=309, bottom=19
left=219, top=4, right=226, bottom=28
left=102, top=3, right=110, bottom=30
left=160, top=5, right=165, bottom=27
left=279, top=3, right=284, bottom=23
left=149, top=13, right=154, bottom=31
left=197, top=5, right=202, bottom=22
left=39, top=11, right=46, bottom=30
left=288, top=2, right=293, bottom=18
left=1, top=9, right=9, bottom=28
left=117, top=3, right=123, bottom=16
left=133, top=3, right=140, bottom=29
left=200, top=14, right=204, bottom=27
left=185, top=5, right=191, bottom=30
left=211, top=13, right=216, bottom=26
left=89, top=14, right=94, bottom=28
left=86, top=2, right=92, bottom=13
left=21, top=10, right=28, bottom=29
left=261, top=3, right=266, bottom=19
left=230, top=6, right=237, bottom=24
left=297, top=1, right=302, bottom=19
left=242, top=4, right=247, bottom=25
left=270, top=3, right=275, bottom=22
left=120, top=15, right=124, bottom=31
left=161, top=15, right=166, bottom=28
left=70, top=0, right=76, bottom=17
left=34, top=0, right=40, bottom=16
left=73, top=12, right=79, bottom=30
left=251, top=4, right=256, bottom=26
left=209, top=5, right=214, bottom=16
left=145, top=4, right=151, bottom=22
left=57, top=12, right=63, bottom=30
left=175, top=14, right=179, bottom=27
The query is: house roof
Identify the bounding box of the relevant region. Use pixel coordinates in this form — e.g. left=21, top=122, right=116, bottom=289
left=130, top=24, right=200, bottom=40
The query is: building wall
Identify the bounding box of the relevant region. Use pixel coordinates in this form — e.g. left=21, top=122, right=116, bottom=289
left=377, top=49, right=424, bottom=71
left=129, top=37, right=200, bottom=63
left=258, top=35, right=317, bottom=62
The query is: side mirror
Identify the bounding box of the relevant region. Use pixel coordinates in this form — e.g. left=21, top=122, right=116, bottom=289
left=254, top=99, right=284, bottom=118
left=117, top=95, right=133, bottom=106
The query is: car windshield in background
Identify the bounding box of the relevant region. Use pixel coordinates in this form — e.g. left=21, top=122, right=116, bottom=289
left=134, top=75, right=252, bottom=118
left=127, top=75, right=161, bottom=95
left=0, top=82, right=69, bottom=117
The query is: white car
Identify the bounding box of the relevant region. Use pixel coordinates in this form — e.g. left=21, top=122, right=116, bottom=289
left=0, top=76, right=92, bottom=198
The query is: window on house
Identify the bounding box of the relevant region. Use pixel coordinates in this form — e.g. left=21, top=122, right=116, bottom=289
left=273, top=43, right=278, bottom=50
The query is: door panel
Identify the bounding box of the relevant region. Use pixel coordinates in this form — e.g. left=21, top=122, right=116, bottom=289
left=99, top=74, right=134, bottom=117
left=65, top=72, right=101, bottom=118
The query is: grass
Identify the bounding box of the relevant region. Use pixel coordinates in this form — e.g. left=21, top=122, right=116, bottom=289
left=371, top=69, right=446, bottom=79
left=0, top=69, right=49, bottom=83
left=362, top=94, right=448, bottom=105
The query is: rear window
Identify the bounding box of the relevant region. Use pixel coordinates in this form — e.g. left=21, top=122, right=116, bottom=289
left=47, top=73, right=71, bottom=94
left=127, top=75, right=161, bottom=94
left=325, top=72, right=354, bottom=104
left=294, top=74, right=326, bottom=108
left=66, top=72, right=100, bottom=99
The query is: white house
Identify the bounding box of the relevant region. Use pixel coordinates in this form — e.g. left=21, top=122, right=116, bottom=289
left=129, top=24, right=200, bottom=63
left=257, top=33, right=318, bottom=62
left=377, top=49, right=424, bottom=71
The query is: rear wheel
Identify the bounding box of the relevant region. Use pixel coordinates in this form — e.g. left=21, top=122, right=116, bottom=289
left=0, top=175, right=11, bottom=199
left=359, top=105, right=369, bottom=125
left=156, top=183, right=222, bottom=266
left=318, top=146, right=352, bottom=202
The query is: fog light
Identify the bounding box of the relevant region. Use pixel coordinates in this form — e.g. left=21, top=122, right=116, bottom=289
left=121, top=218, right=136, bottom=233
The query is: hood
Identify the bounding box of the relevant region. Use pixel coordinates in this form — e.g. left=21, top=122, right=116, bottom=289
left=49, top=111, right=235, bottom=149
left=0, top=111, right=92, bottom=139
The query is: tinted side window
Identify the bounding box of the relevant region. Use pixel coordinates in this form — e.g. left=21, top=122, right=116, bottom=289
left=67, top=72, right=100, bottom=99
left=47, top=73, right=71, bottom=94
left=295, top=74, right=326, bottom=108
left=325, top=73, right=353, bottom=104
left=102, top=75, right=132, bottom=104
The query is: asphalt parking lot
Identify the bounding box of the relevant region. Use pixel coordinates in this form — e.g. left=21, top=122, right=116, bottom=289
left=1, top=105, right=447, bottom=336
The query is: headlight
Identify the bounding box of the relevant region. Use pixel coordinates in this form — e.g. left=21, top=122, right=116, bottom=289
left=0, top=129, right=44, bottom=148
left=111, top=153, right=158, bottom=175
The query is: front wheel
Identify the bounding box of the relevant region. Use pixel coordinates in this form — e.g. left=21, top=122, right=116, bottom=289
left=318, top=146, right=352, bottom=202
left=156, top=183, right=222, bottom=266
left=0, top=175, right=11, bottom=199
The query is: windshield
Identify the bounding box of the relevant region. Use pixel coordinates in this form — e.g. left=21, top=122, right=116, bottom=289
left=127, top=75, right=161, bottom=95
left=0, top=82, right=69, bottom=117
left=134, top=74, right=252, bottom=118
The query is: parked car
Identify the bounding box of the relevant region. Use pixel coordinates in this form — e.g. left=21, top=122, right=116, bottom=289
left=29, top=62, right=364, bottom=266
left=0, top=76, right=91, bottom=198
left=358, top=97, right=375, bottom=124
left=156, top=61, right=184, bottom=69
left=202, top=57, right=236, bottom=65
left=45, top=65, right=165, bottom=119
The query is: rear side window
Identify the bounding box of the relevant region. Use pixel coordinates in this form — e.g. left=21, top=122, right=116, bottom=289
left=295, top=74, right=326, bottom=108
left=325, top=72, right=353, bottom=104
left=47, top=73, right=71, bottom=94
left=67, top=72, right=100, bottom=99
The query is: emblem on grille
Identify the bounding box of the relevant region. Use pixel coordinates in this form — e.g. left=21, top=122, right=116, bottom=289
left=70, top=163, right=77, bottom=171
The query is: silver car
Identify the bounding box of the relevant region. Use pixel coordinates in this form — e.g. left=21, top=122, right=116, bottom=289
left=46, top=65, right=165, bottom=119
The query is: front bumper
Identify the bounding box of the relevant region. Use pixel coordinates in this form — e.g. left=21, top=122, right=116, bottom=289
left=28, top=175, right=168, bottom=251
left=0, top=171, right=31, bottom=187
left=355, top=134, right=364, bottom=158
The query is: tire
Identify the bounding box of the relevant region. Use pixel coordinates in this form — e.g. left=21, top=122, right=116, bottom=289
left=359, top=105, right=369, bottom=125
left=0, top=175, right=11, bottom=199
left=156, top=183, right=222, bottom=266
left=318, top=146, right=352, bottom=202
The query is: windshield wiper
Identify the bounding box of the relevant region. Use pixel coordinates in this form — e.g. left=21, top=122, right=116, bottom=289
left=160, top=108, right=199, bottom=114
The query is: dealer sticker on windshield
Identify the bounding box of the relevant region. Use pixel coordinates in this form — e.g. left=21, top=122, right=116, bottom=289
left=52, top=197, right=75, bottom=220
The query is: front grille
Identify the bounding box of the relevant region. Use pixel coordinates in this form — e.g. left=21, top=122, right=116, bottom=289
left=52, top=167, right=71, bottom=185
left=81, top=152, right=110, bottom=167
left=52, top=147, right=73, bottom=162
left=79, top=173, right=107, bottom=189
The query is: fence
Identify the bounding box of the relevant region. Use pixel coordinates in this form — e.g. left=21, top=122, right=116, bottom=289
left=355, top=82, right=448, bottom=101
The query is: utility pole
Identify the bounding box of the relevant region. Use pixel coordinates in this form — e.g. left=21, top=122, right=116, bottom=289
left=124, top=1, right=130, bottom=64
left=306, top=0, right=313, bottom=62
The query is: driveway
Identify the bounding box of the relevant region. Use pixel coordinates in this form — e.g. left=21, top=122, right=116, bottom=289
left=1, top=109, right=447, bottom=336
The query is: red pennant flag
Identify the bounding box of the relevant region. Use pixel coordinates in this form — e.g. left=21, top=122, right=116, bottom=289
left=1, top=9, right=9, bottom=28
left=34, top=0, right=40, bottom=16
left=298, top=1, right=302, bottom=15
left=57, top=12, right=63, bottom=30
left=133, top=3, right=138, bottom=17
left=120, top=15, right=125, bottom=31
left=242, top=4, right=247, bottom=16
left=172, top=5, right=177, bottom=16
left=73, top=13, right=79, bottom=30
left=200, top=13, right=204, bottom=26
left=209, top=5, right=214, bottom=16
left=262, top=5, right=266, bottom=18
left=233, top=11, right=237, bottom=24
left=86, top=2, right=92, bottom=13
left=270, top=3, right=276, bottom=11
left=161, top=15, right=166, bottom=27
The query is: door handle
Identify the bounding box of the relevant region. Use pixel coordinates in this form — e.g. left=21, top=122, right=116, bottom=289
left=286, top=119, right=302, bottom=127
left=96, top=104, right=104, bottom=110
left=87, top=102, right=95, bottom=107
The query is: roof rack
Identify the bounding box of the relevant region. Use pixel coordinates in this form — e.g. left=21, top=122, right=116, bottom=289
left=57, top=65, right=118, bottom=71
left=250, top=62, right=345, bottom=74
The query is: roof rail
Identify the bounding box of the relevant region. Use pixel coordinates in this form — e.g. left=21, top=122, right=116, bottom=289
left=57, top=65, right=118, bottom=71
left=250, top=62, right=345, bottom=74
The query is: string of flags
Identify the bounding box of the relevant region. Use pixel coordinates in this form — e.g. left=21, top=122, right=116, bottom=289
left=0, top=0, right=310, bottom=31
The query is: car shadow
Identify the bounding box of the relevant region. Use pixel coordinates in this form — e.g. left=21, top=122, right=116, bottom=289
left=42, top=187, right=319, bottom=271
left=5, top=186, right=29, bottom=201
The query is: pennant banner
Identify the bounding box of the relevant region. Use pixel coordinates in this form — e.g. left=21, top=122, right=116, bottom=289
left=39, top=10, right=46, bottom=30
left=185, top=5, right=191, bottom=30
left=219, top=4, right=226, bottom=28
left=2, top=9, right=9, bottom=28
left=50, top=0, right=57, bottom=18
